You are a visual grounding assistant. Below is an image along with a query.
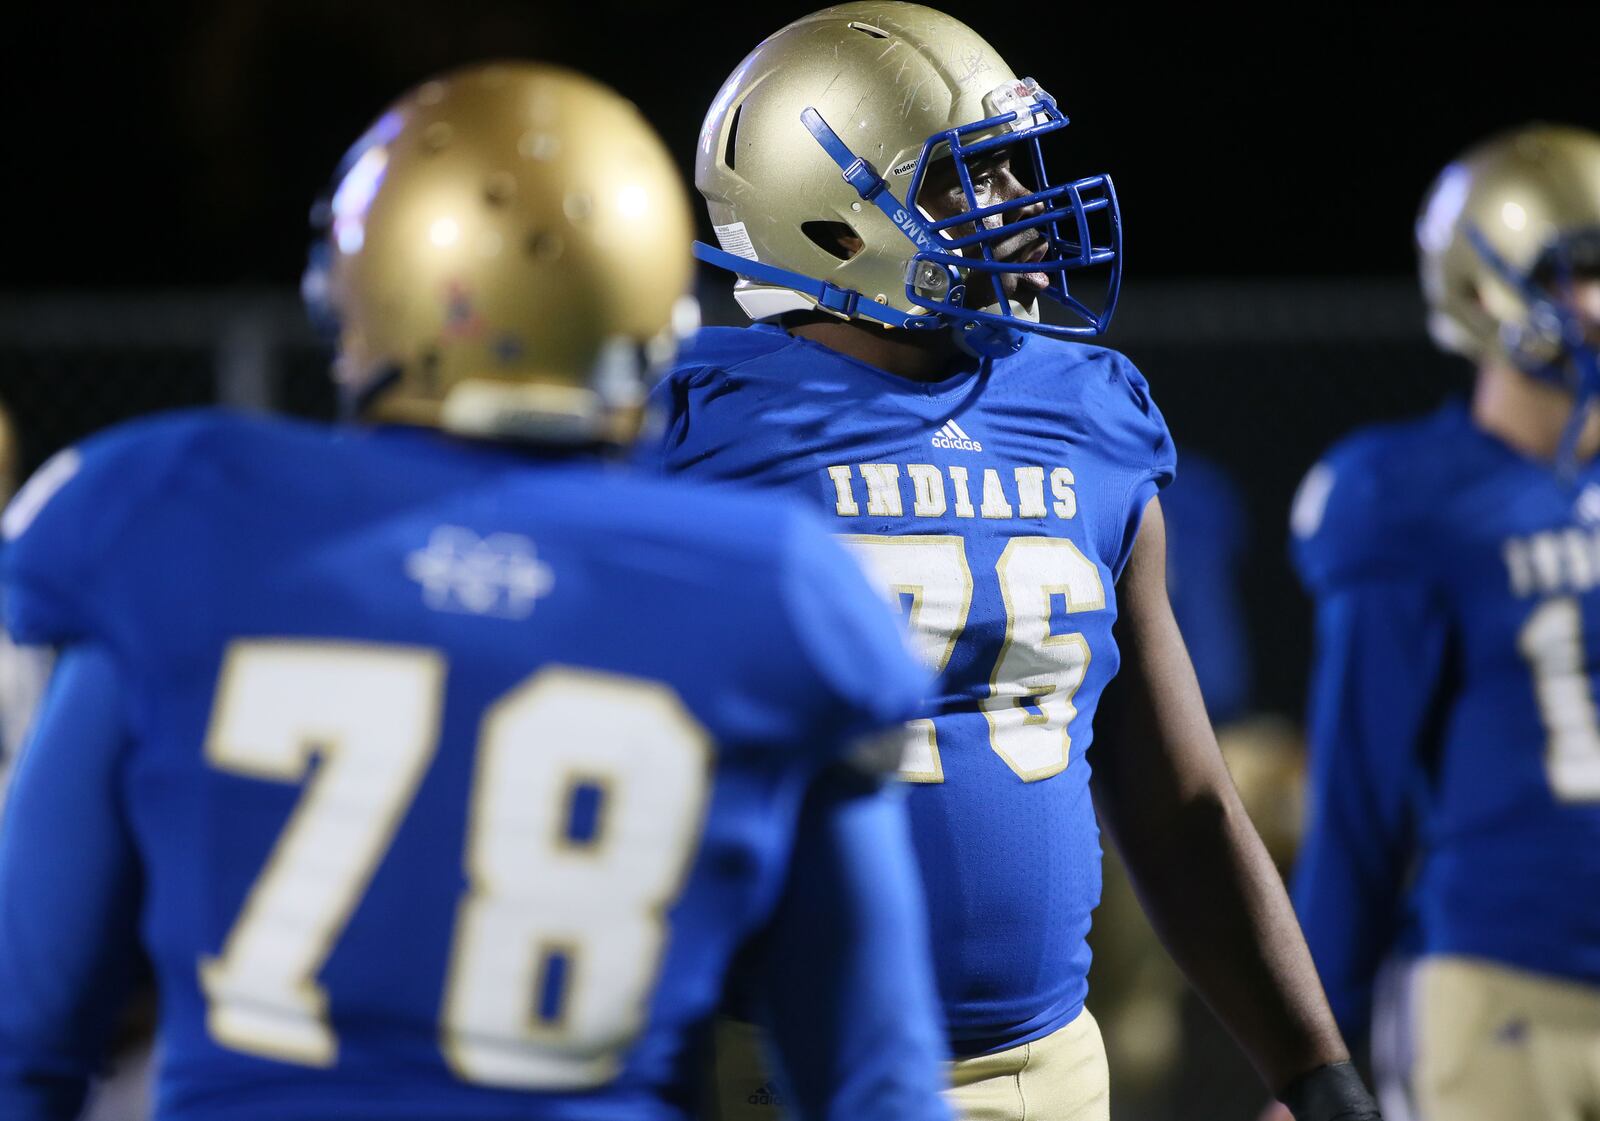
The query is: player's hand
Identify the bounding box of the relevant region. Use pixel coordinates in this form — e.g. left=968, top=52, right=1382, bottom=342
left=1275, top=1061, right=1383, bottom=1121
left=1256, top=1103, right=1293, bottom=1121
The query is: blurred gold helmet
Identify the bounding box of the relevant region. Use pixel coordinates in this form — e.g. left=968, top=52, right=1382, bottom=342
left=1416, top=124, right=1600, bottom=377
left=695, top=2, right=1121, bottom=356
left=305, top=62, right=697, bottom=446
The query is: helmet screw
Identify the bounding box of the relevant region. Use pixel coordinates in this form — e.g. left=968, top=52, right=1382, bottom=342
left=484, top=171, right=516, bottom=206
left=520, top=132, right=559, bottom=161
left=423, top=122, right=453, bottom=152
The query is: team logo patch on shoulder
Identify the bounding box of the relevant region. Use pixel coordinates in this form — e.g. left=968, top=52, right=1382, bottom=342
left=406, top=526, right=554, bottom=619
left=1575, top=483, right=1600, bottom=527
left=931, top=419, right=982, bottom=452
left=3, top=447, right=82, bottom=542
left=1290, top=462, right=1335, bottom=540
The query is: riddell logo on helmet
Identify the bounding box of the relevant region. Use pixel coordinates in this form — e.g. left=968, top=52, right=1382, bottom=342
left=931, top=420, right=982, bottom=451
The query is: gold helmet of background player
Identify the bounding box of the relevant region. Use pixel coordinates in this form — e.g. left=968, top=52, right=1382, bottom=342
left=695, top=2, right=1121, bottom=349
left=306, top=62, right=698, bottom=445
left=1416, top=123, right=1600, bottom=375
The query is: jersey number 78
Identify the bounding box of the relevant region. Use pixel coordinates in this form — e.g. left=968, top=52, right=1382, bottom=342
left=197, top=641, right=709, bottom=1090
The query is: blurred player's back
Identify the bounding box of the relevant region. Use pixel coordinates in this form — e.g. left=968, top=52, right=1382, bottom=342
left=0, top=406, right=929, bottom=1120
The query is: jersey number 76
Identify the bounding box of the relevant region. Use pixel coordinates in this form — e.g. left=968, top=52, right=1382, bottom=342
left=843, top=534, right=1105, bottom=784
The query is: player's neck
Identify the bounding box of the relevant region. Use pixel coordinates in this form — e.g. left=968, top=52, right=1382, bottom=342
left=784, top=316, right=975, bottom=382
left=1472, top=360, right=1600, bottom=463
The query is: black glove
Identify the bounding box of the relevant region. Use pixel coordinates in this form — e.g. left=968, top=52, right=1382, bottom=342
left=1277, top=1061, right=1383, bottom=1121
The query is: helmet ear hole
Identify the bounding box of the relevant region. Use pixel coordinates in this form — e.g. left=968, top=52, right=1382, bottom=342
left=802, top=220, right=862, bottom=261
left=723, top=102, right=744, bottom=172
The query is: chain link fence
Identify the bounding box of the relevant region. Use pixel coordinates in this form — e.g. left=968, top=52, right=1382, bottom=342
left=0, top=276, right=1463, bottom=720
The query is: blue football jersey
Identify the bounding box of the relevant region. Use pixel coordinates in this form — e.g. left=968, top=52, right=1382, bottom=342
left=642, top=323, right=1176, bottom=1055
left=1291, top=399, right=1600, bottom=1038
left=0, top=410, right=948, bottom=1121
left=1162, top=452, right=1251, bottom=724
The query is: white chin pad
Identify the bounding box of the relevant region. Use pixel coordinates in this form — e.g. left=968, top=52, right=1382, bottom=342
left=971, top=294, right=1041, bottom=324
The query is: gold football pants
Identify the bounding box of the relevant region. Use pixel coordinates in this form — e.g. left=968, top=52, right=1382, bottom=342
left=1414, top=955, right=1600, bottom=1121
left=709, top=1008, right=1110, bottom=1121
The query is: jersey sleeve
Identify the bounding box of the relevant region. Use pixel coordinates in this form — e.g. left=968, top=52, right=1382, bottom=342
left=1105, top=352, right=1178, bottom=582
left=2, top=418, right=191, bottom=646
left=777, top=506, right=931, bottom=763
left=1290, top=435, right=1424, bottom=594
left=1288, top=436, right=1447, bottom=1040
left=639, top=331, right=798, bottom=481
left=1292, top=582, right=1449, bottom=1041
left=0, top=643, right=143, bottom=1121
left=639, top=361, right=741, bottom=477
left=632, top=370, right=686, bottom=474
left=753, top=769, right=951, bottom=1121
left=1161, top=456, right=1252, bottom=722
left=1, top=447, right=100, bottom=645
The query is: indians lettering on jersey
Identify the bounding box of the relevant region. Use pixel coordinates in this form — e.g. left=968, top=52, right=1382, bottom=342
left=1503, top=525, right=1600, bottom=598
left=825, top=462, right=1077, bottom=521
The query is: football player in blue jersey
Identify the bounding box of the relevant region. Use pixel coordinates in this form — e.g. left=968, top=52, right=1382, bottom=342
left=0, top=62, right=955, bottom=1121
left=644, top=5, right=1380, bottom=1120
left=1292, top=125, right=1600, bottom=1121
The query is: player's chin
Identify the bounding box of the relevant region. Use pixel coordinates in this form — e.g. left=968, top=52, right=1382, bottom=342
left=1007, top=273, right=1049, bottom=310
left=974, top=273, right=1047, bottom=312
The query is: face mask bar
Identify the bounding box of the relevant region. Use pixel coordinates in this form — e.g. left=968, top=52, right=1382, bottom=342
left=691, top=80, right=1121, bottom=359
left=1466, top=222, right=1600, bottom=476
left=904, top=80, right=1121, bottom=338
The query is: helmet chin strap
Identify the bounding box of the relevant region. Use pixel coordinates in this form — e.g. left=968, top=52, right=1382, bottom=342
left=952, top=299, right=1034, bottom=358
left=1556, top=342, right=1600, bottom=478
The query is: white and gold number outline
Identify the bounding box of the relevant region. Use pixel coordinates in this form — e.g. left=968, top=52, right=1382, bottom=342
left=199, top=645, right=712, bottom=1090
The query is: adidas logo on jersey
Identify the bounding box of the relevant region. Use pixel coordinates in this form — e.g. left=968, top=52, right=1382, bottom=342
left=931, top=419, right=982, bottom=452
left=745, top=1081, right=785, bottom=1108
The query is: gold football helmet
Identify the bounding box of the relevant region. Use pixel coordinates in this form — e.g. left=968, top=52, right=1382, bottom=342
left=305, top=62, right=697, bottom=445
left=695, top=2, right=1120, bottom=357
left=1417, top=124, right=1600, bottom=380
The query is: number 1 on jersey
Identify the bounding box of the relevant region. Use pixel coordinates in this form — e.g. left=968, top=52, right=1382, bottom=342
left=1519, top=596, right=1600, bottom=801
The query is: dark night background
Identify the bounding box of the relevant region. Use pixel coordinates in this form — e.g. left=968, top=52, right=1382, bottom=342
left=4, top=1, right=1600, bottom=721
left=7, top=2, right=1598, bottom=287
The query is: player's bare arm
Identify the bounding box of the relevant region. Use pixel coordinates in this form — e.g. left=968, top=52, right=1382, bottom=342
left=1092, top=495, right=1355, bottom=1100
